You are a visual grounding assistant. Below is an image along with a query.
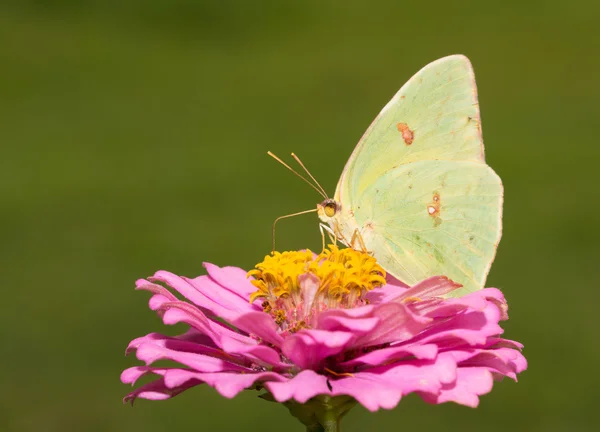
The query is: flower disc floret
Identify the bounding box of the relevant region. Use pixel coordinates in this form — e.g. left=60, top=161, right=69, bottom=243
left=248, top=245, right=386, bottom=332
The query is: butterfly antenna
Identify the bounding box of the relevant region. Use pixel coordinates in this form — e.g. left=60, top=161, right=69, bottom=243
left=272, top=209, right=318, bottom=253
left=291, top=152, right=329, bottom=199
left=267, top=151, right=327, bottom=199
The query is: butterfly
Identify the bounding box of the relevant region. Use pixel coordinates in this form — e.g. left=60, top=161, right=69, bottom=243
left=313, top=55, right=503, bottom=297
left=271, top=55, right=502, bottom=297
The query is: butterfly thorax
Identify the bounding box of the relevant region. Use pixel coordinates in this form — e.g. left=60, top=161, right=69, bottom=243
left=317, top=198, right=365, bottom=251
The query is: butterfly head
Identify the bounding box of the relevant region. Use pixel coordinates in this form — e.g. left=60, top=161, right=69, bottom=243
left=317, top=199, right=338, bottom=222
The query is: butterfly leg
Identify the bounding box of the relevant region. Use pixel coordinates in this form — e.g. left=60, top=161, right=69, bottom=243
left=349, top=228, right=371, bottom=254
left=332, top=222, right=350, bottom=246
left=319, top=223, right=338, bottom=251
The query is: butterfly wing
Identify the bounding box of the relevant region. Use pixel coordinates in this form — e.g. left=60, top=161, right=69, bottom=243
left=333, top=55, right=502, bottom=294
left=335, top=55, right=485, bottom=202
left=350, top=160, right=502, bottom=296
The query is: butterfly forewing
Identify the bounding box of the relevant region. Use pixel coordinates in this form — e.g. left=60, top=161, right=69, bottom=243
left=336, top=55, right=485, bottom=204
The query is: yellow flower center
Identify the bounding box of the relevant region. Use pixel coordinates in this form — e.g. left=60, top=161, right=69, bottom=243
left=248, top=245, right=386, bottom=333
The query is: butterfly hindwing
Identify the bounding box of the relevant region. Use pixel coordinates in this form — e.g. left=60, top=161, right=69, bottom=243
left=355, top=160, right=502, bottom=296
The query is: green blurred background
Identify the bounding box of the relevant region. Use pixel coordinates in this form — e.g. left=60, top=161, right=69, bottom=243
left=1, top=1, right=598, bottom=431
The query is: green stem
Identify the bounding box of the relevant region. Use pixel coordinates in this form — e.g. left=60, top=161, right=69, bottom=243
left=261, top=392, right=354, bottom=431
left=300, top=411, right=341, bottom=432
left=306, top=422, right=339, bottom=432
left=313, top=404, right=341, bottom=431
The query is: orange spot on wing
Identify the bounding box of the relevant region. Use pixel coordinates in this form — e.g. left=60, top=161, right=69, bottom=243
left=396, top=122, right=414, bottom=145
left=427, top=192, right=442, bottom=226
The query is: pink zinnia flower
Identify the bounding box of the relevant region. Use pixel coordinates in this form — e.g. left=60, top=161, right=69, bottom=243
left=121, top=246, right=526, bottom=427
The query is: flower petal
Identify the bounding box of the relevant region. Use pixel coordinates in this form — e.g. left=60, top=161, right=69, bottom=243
left=422, top=367, right=494, bottom=407
left=366, top=276, right=409, bottom=304
left=452, top=347, right=528, bottom=380
left=232, top=311, right=285, bottom=347
left=156, top=300, right=257, bottom=350
left=126, top=330, right=220, bottom=355
left=328, top=354, right=457, bottom=411
left=401, top=299, right=504, bottom=349
left=327, top=370, right=404, bottom=411
left=186, top=274, right=260, bottom=314
left=418, top=288, right=500, bottom=319
left=208, top=331, right=291, bottom=370
left=133, top=341, right=250, bottom=372
left=352, top=302, right=430, bottom=347
left=142, top=309, right=287, bottom=369
left=340, top=344, right=438, bottom=368
left=203, top=263, right=258, bottom=300
left=282, top=329, right=354, bottom=370
left=395, top=276, right=463, bottom=302
left=165, top=370, right=286, bottom=399
left=122, top=368, right=202, bottom=404
left=265, top=369, right=331, bottom=403
left=149, top=271, right=247, bottom=322
left=316, top=311, right=380, bottom=334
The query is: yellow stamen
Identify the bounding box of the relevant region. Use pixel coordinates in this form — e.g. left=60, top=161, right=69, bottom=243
left=248, top=249, right=315, bottom=303
left=261, top=301, right=272, bottom=313
left=273, top=309, right=286, bottom=325
left=247, top=245, right=386, bottom=331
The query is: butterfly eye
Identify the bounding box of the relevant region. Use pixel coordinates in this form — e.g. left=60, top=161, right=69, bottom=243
left=324, top=201, right=337, bottom=217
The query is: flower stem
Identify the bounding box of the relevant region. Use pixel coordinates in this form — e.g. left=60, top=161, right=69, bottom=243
left=261, top=392, right=354, bottom=431
left=306, top=411, right=340, bottom=431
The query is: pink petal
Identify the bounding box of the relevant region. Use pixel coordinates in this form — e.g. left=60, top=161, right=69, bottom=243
left=316, top=312, right=380, bottom=334
left=352, top=302, right=430, bottom=347
left=265, top=369, right=331, bottom=403
left=135, top=279, right=178, bottom=301
left=134, top=341, right=250, bottom=373
left=401, top=300, right=504, bottom=349
left=167, top=370, right=286, bottom=399
left=394, top=276, right=463, bottom=303
left=214, top=334, right=292, bottom=370
left=378, top=352, right=457, bottom=390
left=123, top=366, right=286, bottom=402
left=122, top=368, right=202, bottom=404
left=186, top=274, right=260, bottom=314
left=149, top=271, right=244, bottom=322
left=121, top=366, right=155, bottom=385
left=299, top=273, right=320, bottom=317
left=424, top=367, right=494, bottom=407
left=327, top=374, right=403, bottom=411
left=282, top=329, right=354, bottom=370
left=126, top=332, right=220, bottom=356
left=157, top=301, right=257, bottom=350
left=203, top=263, right=257, bottom=300
left=366, top=278, right=409, bottom=304
left=452, top=347, right=528, bottom=380
left=340, top=344, right=438, bottom=368
left=148, top=294, right=173, bottom=311
left=232, top=311, right=285, bottom=347
left=386, top=273, right=410, bottom=288
left=418, top=291, right=488, bottom=318
left=483, top=288, right=509, bottom=320
left=269, top=367, right=406, bottom=412
left=325, top=354, right=457, bottom=411
left=485, top=337, right=524, bottom=350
